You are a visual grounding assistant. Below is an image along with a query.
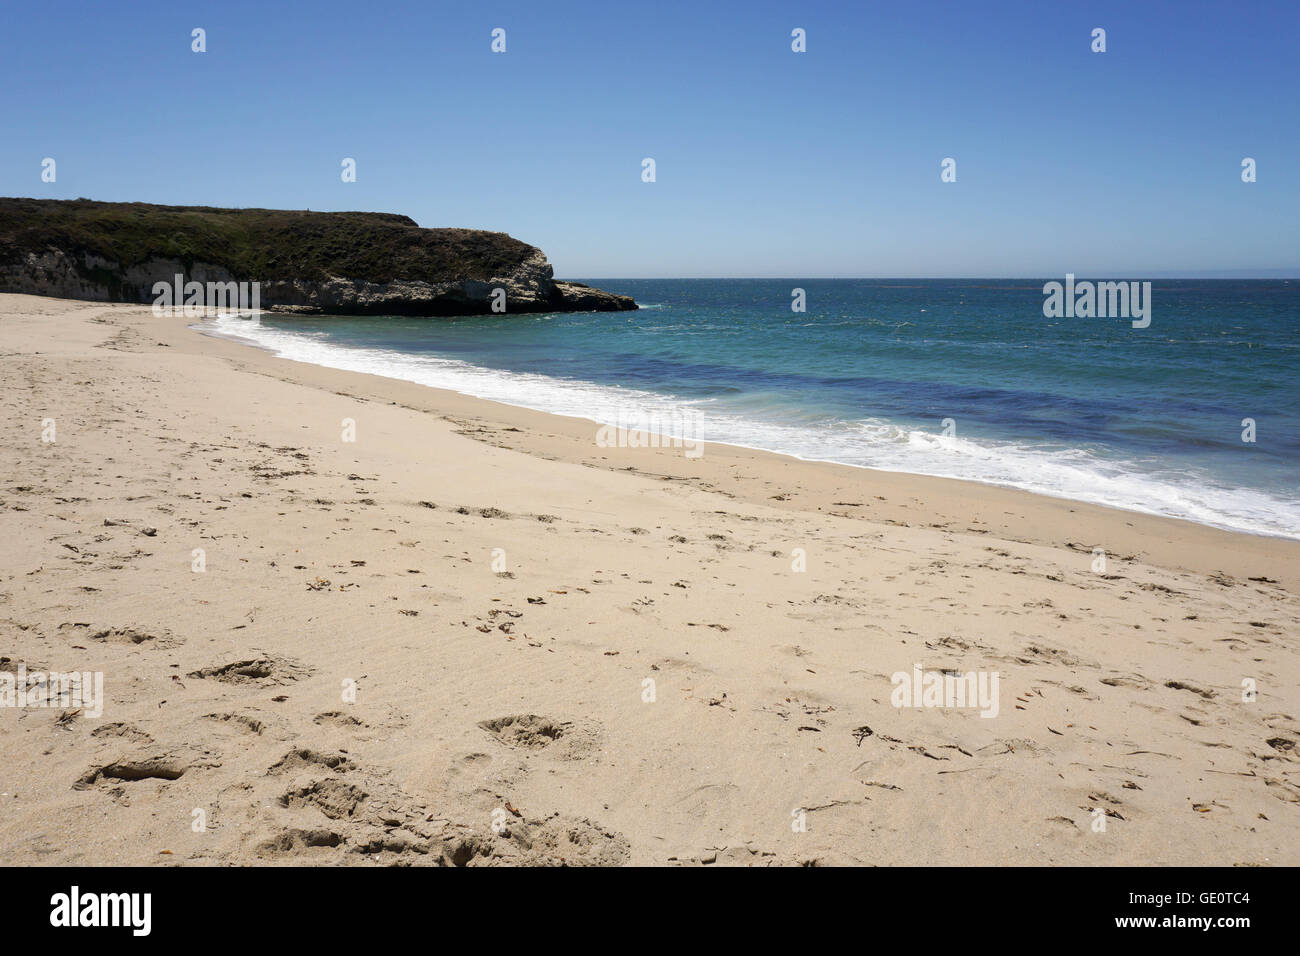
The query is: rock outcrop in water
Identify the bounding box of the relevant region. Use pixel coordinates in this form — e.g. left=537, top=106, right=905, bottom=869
left=0, top=198, right=637, bottom=316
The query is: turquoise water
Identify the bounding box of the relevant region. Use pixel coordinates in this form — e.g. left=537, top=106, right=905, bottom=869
left=205, top=279, right=1299, bottom=538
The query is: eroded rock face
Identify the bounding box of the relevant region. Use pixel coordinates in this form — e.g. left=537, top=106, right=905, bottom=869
left=0, top=199, right=637, bottom=316
left=0, top=247, right=636, bottom=316
left=249, top=251, right=636, bottom=316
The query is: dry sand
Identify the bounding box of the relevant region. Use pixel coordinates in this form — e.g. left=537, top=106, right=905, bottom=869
left=1, top=293, right=1297, bottom=866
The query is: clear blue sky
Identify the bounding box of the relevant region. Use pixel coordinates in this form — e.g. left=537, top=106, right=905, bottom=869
left=2, top=0, right=1296, bottom=277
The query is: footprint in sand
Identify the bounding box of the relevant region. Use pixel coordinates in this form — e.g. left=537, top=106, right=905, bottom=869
left=313, top=711, right=366, bottom=729
left=254, top=828, right=343, bottom=858
left=74, top=755, right=187, bottom=789
left=202, top=713, right=266, bottom=735
left=279, top=779, right=369, bottom=820
left=268, top=748, right=355, bottom=775
left=90, top=722, right=154, bottom=744
left=477, top=714, right=599, bottom=760
left=188, top=655, right=311, bottom=685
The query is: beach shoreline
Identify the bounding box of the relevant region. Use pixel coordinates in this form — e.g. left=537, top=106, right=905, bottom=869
left=188, top=305, right=1300, bottom=589
left=197, top=309, right=1300, bottom=544
left=2, top=293, right=1297, bottom=866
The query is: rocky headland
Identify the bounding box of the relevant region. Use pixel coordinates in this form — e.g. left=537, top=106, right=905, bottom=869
left=0, top=198, right=636, bottom=316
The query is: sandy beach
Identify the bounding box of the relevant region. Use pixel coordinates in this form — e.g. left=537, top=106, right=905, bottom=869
left=1, top=292, right=1297, bottom=866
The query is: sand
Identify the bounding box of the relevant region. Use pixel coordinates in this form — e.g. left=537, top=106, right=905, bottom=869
left=0, top=292, right=1296, bottom=866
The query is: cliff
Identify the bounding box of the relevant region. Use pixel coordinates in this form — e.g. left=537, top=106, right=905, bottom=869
left=0, top=198, right=636, bottom=316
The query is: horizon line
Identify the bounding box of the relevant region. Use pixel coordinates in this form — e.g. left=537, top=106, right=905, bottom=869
left=566, top=274, right=1300, bottom=281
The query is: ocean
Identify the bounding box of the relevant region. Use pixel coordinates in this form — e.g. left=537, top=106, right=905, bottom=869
left=203, top=279, right=1299, bottom=540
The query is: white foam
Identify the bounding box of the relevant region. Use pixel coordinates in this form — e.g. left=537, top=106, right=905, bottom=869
left=200, top=313, right=1300, bottom=540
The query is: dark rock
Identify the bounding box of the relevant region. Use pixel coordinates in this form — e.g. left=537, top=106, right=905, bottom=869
left=0, top=197, right=637, bottom=316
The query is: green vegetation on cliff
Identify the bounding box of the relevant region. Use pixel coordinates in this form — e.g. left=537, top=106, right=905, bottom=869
left=0, top=197, right=538, bottom=283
